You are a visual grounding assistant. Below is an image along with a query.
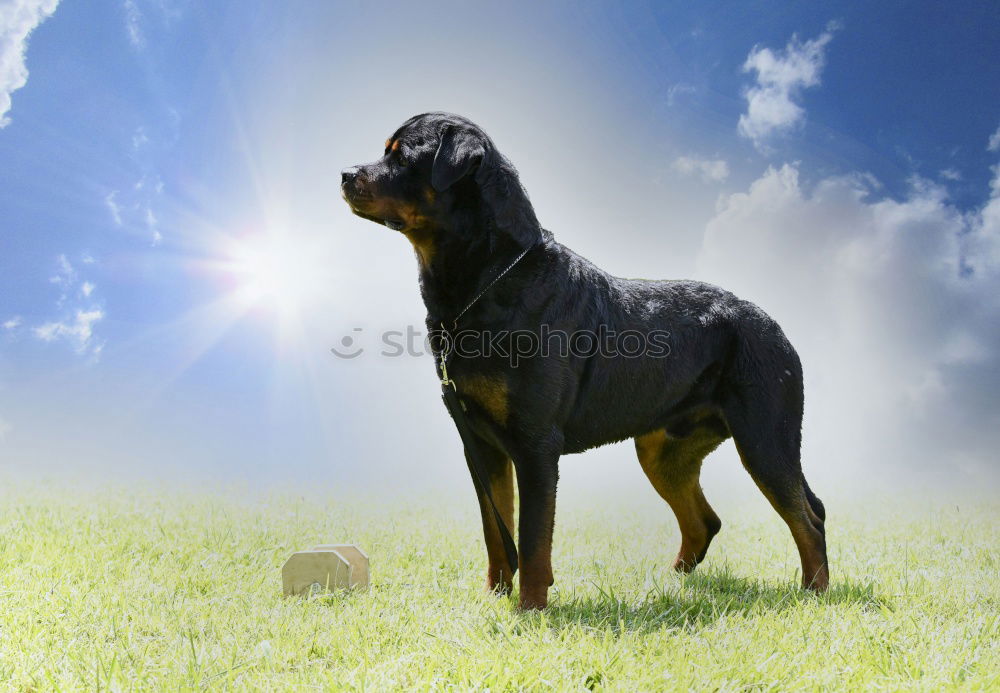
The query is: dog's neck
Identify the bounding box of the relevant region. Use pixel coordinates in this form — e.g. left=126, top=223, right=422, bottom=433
left=415, top=179, right=542, bottom=326
left=415, top=223, right=532, bottom=327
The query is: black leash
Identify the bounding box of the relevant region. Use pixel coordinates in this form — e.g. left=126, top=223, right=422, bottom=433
left=435, top=243, right=535, bottom=579
left=441, top=384, right=519, bottom=578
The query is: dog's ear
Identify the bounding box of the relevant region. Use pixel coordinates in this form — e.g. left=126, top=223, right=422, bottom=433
left=431, top=125, right=485, bottom=192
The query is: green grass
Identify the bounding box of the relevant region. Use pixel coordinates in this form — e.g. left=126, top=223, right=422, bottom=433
left=0, top=483, right=997, bottom=691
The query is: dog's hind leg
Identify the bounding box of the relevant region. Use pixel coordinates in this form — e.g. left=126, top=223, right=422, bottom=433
left=722, top=348, right=829, bottom=591
left=634, top=427, right=726, bottom=572
left=803, top=478, right=826, bottom=523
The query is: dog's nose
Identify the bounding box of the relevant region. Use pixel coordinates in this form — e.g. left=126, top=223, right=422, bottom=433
left=341, top=167, right=359, bottom=185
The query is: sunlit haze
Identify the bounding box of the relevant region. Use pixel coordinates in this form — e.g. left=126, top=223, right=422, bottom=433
left=1, top=1, right=998, bottom=501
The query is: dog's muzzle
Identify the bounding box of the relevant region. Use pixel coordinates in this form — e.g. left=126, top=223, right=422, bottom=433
left=340, top=167, right=362, bottom=199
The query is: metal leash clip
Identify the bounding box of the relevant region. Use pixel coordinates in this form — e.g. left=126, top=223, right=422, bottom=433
left=438, top=322, right=456, bottom=391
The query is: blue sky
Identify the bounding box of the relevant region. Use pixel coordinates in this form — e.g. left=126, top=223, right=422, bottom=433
left=1, top=1, right=998, bottom=493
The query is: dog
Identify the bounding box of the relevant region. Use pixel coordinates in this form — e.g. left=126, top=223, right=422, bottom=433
left=341, top=112, right=828, bottom=609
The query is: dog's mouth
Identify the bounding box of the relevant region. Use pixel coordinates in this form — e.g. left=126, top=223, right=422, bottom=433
left=363, top=213, right=404, bottom=230
left=343, top=193, right=405, bottom=231
left=341, top=185, right=370, bottom=206
left=355, top=210, right=405, bottom=231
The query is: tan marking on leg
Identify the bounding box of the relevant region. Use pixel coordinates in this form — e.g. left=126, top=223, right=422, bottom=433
left=635, top=429, right=668, bottom=462
left=515, top=464, right=557, bottom=610
left=458, top=374, right=508, bottom=426
left=732, top=439, right=829, bottom=592
left=669, top=484, right=721, bottom=571
left=518, top=550, right=553, bottom=610
left=478, top=458, right=515, bottom=595
left=635, top=428, right=723, bottom=572
left=790, top=521, right=829, bottom=591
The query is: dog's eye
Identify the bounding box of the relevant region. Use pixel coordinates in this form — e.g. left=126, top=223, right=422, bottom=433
left=398, top=156, right=408, bottom=168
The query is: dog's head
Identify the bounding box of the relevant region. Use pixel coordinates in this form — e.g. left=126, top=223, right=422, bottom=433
left=341, top=112, right=540, bottom=263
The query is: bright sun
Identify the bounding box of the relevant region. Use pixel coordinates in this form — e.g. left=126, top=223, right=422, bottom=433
left=215, top=231, right=327, bottom=318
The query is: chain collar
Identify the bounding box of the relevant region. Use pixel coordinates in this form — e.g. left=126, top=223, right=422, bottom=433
left=435, top=241, right=538, bottom=388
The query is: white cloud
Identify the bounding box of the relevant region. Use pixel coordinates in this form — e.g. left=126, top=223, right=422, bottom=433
left=27, top=254, right=106, bottom=355
left=105, top=190, right=123, bottom=226
left=106, top=182, right=163, bottom=240
left=122, top=0, right=189, bottom=50
left=939, top=168, right=961, bottom=182
left=123, top=0, right=142, bottom=48
left=3, top=316, right=22, bottom=329
left=989, top=123, right=1000, bottom=153
left=672, top=155, right=730, bottom=183
left=134, top=174, right=164, bottom=193
left=0, top=0, right=59, bottom=128
left=666, top=82, right=696, bottom=107
left=964, top=165, right=1000, bottom=280
left=48, top=252, right=74, bottom=307
left=696, top=159, right=1000, bottom=482
left=48, top=252, right=74, bottom=288
left=145, top=206, right=162, bottom=244
left=132, top=125, right=148, bottom=150
left=34, top=308, right=104, bottom=353
left=738, top=23, right=839, bottom=150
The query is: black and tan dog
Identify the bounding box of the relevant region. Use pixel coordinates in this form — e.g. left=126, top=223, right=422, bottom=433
left=341, top=112, right=828, bottom=609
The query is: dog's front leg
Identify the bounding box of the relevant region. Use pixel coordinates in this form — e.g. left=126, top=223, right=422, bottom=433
left=464, top=442, right=516, bottom=595
left=513, top=446, right=560, bottom=610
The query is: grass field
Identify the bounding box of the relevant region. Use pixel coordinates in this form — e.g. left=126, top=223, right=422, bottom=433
left=0, top=482, right=997, bottom=690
